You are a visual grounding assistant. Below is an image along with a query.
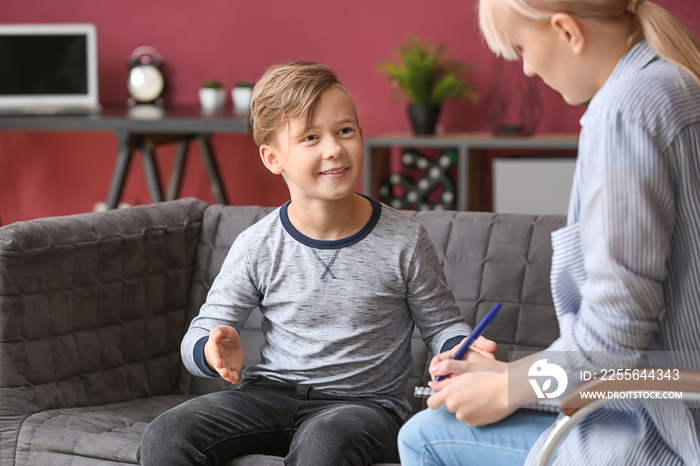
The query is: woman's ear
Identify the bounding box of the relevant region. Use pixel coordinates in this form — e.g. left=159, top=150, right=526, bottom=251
left=259, top=144, right=284, bottom=175
left=550, top=13, right=585, bottom=54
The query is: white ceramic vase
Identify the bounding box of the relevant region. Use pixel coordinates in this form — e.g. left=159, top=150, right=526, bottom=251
left=199, top=87, right=226, bottom=111
left=231, top=86, right=253, bottom=112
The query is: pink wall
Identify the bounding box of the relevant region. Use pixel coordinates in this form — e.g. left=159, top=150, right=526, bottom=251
left=0, top=0, right=697, bottom=224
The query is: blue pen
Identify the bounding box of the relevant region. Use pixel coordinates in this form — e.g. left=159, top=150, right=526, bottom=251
left=435, top=303, right=502, bottom=382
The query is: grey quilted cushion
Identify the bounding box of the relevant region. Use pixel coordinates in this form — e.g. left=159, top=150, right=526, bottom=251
left=15, top=395, right=192, bottom=465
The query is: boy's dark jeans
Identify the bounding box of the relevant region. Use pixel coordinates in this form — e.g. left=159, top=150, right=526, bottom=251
left=137, top=377, right=403, bottom=466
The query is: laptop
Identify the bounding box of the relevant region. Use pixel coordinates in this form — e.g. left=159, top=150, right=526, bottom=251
left=0, top=23, right=100, bottom=115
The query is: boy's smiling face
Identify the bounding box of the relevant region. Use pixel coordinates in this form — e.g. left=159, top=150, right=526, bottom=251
left=260, top=85, right=364, bottom=206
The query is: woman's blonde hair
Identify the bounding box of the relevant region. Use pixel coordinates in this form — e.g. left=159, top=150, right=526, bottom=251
left=478, top=0, right=700, bottom=87
left=250, top=61, right=348, bottom=146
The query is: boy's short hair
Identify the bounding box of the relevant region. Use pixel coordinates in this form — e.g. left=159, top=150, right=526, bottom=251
left=250, top=61, right=349, bottom=146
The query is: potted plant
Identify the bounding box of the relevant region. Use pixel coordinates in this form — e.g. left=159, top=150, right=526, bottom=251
left=379, top=35, right=478, bottom=135
left=232, top=80, right=254, bottom=112
left=199, top=80, right=226, bottom=111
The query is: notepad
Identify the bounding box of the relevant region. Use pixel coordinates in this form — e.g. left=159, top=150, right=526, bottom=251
left=413, top=386, right=561, bottom=413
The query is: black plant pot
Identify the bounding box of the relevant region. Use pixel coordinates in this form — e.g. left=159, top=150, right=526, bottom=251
left=407, top=104, right=441, bottom=135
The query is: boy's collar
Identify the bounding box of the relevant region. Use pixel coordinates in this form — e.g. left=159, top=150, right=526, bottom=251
left=279, top=195, right=382, bottom=250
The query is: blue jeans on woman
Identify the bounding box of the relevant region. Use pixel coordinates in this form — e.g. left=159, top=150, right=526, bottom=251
left=138, top=377, right=403, bottom=465
left=398, top=405, right=557, bottom=466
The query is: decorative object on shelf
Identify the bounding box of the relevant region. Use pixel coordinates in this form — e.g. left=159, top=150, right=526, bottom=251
left=484, top=56, right=543, bottom=135
left=127, top=103, right=164, bottom=119
left=127, top=46, right=166, bottom=105
left=199, top=80, right=226, bottom=111
left=407, top=104, right=441, bottom=137
left=378, top=35, right=478, bottom=135
left=232, top=80, right=254, bottom=112
left=379, top=148, right=456, bottom=210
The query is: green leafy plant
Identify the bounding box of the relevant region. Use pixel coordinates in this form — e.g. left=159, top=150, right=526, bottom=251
left=235, top=80, right=254, bottom=88
left=379, top=35, right=478, bottom=106
left=202, top=80, right=223, bottom=89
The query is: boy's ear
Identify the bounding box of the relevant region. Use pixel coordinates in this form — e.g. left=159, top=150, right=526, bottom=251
left=259, top=144, right=284, bottom=175
left=550, top=13, right=585, bottom=54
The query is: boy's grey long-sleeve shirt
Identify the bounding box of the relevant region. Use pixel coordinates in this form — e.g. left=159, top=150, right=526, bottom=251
left=181, top=198, right=470, bottom=418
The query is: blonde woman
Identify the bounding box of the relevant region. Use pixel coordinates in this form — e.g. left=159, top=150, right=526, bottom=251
left=399, top=0, right=700, bottom=464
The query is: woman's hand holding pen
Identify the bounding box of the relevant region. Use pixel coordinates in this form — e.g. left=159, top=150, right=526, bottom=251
left=204, top=325, right=245, bottom=384
left=427, top=346, right=543, bottom=426
left=426, top=337, right=514, bottom=426
left=428, top=335, right=500, bottom=381
left=427, top=366, right=514, bottom=426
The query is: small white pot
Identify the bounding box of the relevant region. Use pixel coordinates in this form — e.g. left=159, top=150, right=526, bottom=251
left=232, top=86, right=253, bottom=112
left=199, top=88, right=226, bottom=111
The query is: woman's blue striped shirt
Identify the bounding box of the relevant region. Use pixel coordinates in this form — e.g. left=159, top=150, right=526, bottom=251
left=527, top=40, right=700, bottom=465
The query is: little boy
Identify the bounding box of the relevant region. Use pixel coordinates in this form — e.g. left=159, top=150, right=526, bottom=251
left=138, top=61, right=479, bottom=466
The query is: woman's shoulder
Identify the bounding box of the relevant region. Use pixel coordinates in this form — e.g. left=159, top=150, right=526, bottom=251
left=586, top=54, right=700, bottom=143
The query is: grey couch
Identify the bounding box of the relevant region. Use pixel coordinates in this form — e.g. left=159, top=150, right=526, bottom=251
left=0, top=198, right=565, bottom=465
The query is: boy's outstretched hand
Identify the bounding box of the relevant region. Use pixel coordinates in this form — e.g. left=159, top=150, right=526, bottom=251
left=204, top=325, right=244, bottom=384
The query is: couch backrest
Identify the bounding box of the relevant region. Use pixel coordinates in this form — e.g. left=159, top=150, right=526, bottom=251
left=407, top=210, right=565, bottom=357
left=180, top=204, right=566, bottom=404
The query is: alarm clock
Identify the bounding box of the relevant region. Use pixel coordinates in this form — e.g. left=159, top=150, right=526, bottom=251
left=127, top=46, right=165, bottom=105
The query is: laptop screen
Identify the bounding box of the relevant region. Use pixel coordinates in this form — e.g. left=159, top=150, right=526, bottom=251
left=0, top=24, right=99, bottom=113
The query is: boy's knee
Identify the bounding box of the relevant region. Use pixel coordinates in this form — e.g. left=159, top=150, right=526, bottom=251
left=138, top=416, right=167, bottom=462
left=138, top=412, right=191, bottom=465
left=288, top=404, right=400, bottom=465
left=142, top=412, right=178, bottom=444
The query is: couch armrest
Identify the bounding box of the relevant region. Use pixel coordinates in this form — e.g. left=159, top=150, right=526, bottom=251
left=0, top=198, right=207, bottom=463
